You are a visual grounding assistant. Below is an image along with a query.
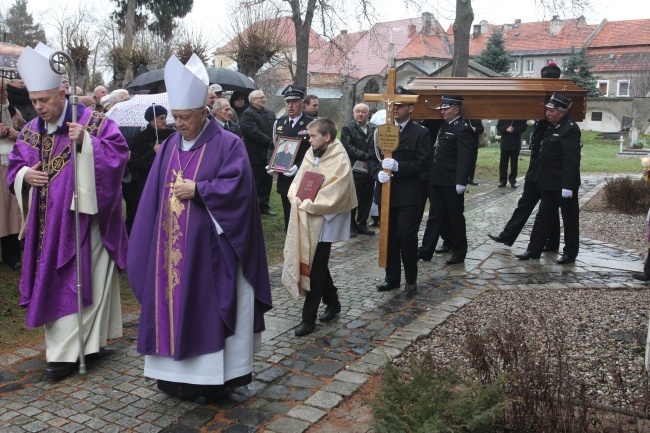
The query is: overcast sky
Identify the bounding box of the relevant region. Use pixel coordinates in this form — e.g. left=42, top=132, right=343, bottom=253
left=2, top=0, right=647, bottom=49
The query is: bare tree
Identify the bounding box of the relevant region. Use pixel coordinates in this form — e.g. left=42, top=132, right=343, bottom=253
left=226, top=2, right=286, bottom=78
left=627, top=72, right=650, bottom=98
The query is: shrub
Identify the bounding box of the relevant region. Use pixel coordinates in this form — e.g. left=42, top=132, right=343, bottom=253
left=603, top=176, right=650, bottom=214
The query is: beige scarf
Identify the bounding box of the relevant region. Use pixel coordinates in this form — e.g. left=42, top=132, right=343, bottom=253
left=281, top=139, right=357, bottom=298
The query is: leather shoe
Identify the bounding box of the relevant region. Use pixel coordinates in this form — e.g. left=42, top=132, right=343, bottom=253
left=498, top=183, right=506, bottom=188
left=633, top=272, right=650, bottom=282
left=417, top=251, right=432, bottom=261
left=294, top=321, right=316, bottom=336
left=488, top=233, right=512, bottom=246
left=261, top=209, right=277, bottom=216
left=445, top=256, right=464, bottom=265
left=319, top=303, right=341, bottom=322
left=511, top=183, right=518, bottom=189
left=435, top=245, right=451, bottom=254
left=556, top=255, right=576, bottom=265
left=515, top=250, right=541, bottom=260
left=350, top=231, right=357, bottom=238
left=377, top=281, right=400, bottom=292
left=542, top=245, right=559, bottom=252
left=468, top=180, right=479, bottom=186
left=357, top=227, right=375, bottom=236
left=44, top=362, right=77, bottom=380
left=4, top=261, right=21, bottom=270
left=404, top=283, right=417, bottom=296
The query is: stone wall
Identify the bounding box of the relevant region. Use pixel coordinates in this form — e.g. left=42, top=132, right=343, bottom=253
left=579, top=97, right=650, bottom=134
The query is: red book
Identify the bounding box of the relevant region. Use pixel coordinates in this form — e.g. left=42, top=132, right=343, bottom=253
left=296, top=171, right=325, bottom=202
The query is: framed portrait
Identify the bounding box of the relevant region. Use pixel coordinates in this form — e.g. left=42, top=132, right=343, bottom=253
left=269, top=136, right=301, bottom=172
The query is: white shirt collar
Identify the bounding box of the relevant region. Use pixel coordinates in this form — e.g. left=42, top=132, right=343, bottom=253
left=396, top=118, right=410, bottom=130
left=46, top=100, right=69, bottom=134
left=289, top=113, right=303, bottom=124
left=180, top=119, right=210, bottom=151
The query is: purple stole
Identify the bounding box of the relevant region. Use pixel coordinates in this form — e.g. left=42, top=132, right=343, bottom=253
left=154, top=143, right=207, bottom=356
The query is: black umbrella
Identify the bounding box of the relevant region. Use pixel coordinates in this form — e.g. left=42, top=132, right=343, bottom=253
left=206, top=67, right=256, bottom=93
left=126, top=67, right=256, bottom=94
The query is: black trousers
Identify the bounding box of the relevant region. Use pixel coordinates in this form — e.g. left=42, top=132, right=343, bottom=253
left=123, top=181, right=138, bottom=235
left=351, top=174, right=374, bottom=228
left=644, top=249, right=650, bottom=275
left=419, top=179, right=452, bottom=258
left=468, top=148, right=478, bottom=181
left=252, top=164, right=273, bottom=213
left=1, top=233, right=21, bottom=265
left=500, top=180, right=560, bottom=248
left=302, top=242, right=338, bottom=323
left=385, top=205, right=420, bottom=285
left=527, top=189, right=579, bottom=258
left=281, top=194, right=291, bottom=230
left=421, top=185, right=467, bottom=259
left=499, top=149, right=520, bottom=185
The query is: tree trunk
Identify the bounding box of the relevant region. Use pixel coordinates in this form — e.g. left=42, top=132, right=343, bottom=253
left=451, top=0, right=473, bottom=78
left=123, top=0, right=136, bottom=50
left=289, top=0, right=316, bottom=87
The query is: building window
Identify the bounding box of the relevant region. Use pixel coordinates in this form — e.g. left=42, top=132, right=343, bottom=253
left=526, top=60, right=534, bottom=72
left=591, top=112, right=603, bottom=121
left=598, top=80, right=609, bottom=96
left=510, top=60, right=519, bottom=72
left=617, top=80, right=630, bottom=97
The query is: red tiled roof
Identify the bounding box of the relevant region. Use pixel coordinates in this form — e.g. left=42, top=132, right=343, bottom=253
left=588, top=47, right=650, bottom=72
left=396, top=31, right=453, bottom=60
left=468, top=18, right=597, bottom=56
left=214, top=17, right=325, bottom=55
left=589, top=19, right=650, bottom=48
left=309, top=17, right=423, bottom=78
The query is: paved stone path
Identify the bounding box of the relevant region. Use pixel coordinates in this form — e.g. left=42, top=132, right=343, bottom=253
left=1, top=174, right=646, bottom=433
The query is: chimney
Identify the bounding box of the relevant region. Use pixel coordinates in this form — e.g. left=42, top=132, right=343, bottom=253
left=480, top=20, right=489, bottom=35
left=473, top=24, right=481, bottom=38
left=422, top=12, right=432, bottom=37
left=514, top=19, right=521, bottom=27
left=550, top=15, right=564, bottom=35
left=502, top=24, right=512, bottom=33
left=408, top=24, right=416, bottom=38
left=340, top=29, right=348, bottom=36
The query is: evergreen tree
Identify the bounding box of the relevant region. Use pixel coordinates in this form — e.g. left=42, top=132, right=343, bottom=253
left=3, top=0, right=47, bottom=47
left=475, top=31, right=512, bottom=76
left=112, top=0, right=193, bottom=40
left=563, top=46, right=602, bottom=97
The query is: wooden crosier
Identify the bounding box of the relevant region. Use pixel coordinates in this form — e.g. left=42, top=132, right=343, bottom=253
left=364, top=68, right=418, bottom=268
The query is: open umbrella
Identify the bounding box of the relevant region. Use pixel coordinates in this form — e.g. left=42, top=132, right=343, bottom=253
left=126, top=66, right=257, bottom=94
left=105, top=92, right=174, bottom=127
left=206, top=67, right=256, bottom=93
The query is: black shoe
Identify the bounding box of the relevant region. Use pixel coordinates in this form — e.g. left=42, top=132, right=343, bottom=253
left=468, top=180, right=479, bottom=186
left=4, top=261, right=21, bottom=270
left=319, top=303, right=341, bottom=322
left=488, top=233, right=512, bottom=246
left=350, top=231, right=357, bottom=238
left=369, top=218, right=379, bottom=227
left=498, top=183, right=506, bottom=188
left=435, top=246, right=451, bottom=254
left=445, top=256, right=464, bottom=265
left=556, top=255, right=576, bottom=265
left=511, top=184, right=518, bottom=189
left=542, top=245, right=560, bottom=252
left=294, top=321, right=316, bottom=336
left=377, top=281, right=400, bottom=292
left=633, top=272, right=650, bottom=282
left=261, top=209, right=277, bottom=216
left=404, top=283, right=417, bottom=296
left=357, top=227, right=375, bottom=236
left=515, top=250, right=541, bottom=260
left=418, top=251, right=432, bottom=261
left=44, top=362, right=77, bottom=380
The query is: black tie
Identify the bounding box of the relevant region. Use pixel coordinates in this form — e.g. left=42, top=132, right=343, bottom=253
left=290, top=119, right=294, bottom=129
left=224, top=123, right=230, bottom=131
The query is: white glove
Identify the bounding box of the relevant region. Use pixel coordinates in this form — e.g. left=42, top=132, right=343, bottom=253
left=456, top=184, right=466, bottom=194
left=381, top=158, right=398, bottom=172
left=283, top=165, right=298, bottom=177
left=378, top=171, right=390, bottom=184
left=562, top=189, right=572, bottom=198
left=265, top=165, right=274, bottom=175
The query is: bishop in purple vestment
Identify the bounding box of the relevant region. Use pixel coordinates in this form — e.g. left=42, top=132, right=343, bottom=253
left=7, top=42, right=129, bottom=380
left=127, top=54, right=272, bottom=399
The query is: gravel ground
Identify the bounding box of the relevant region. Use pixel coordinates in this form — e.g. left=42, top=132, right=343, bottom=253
left=395, top=197, right=650, bottom=413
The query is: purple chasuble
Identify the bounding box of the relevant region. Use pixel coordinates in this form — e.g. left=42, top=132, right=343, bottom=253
left=128, top=121, right=272, bottom=361
left=7, top=103, right=129, bottom=327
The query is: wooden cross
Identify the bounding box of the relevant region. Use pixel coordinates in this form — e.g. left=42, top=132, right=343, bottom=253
left=364, top=68, right=418, bottom=268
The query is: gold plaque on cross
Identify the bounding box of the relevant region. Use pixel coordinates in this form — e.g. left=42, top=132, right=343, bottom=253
left=376, top=124, right=400, bottom=153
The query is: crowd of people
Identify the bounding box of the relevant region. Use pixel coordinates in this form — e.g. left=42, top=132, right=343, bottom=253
left=1, top=43, right=587, bottom=400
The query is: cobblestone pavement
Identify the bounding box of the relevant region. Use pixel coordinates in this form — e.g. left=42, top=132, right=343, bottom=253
left=1, top=174, right=646, bottom=433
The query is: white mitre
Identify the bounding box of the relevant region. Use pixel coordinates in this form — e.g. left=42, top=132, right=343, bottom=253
left=17, top=42, right=63, bottom=92
left=164, top=54, right=209, bottom=110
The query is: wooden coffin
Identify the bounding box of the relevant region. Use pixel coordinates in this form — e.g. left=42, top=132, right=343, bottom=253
left=405, top=77, right=587, bottom=121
